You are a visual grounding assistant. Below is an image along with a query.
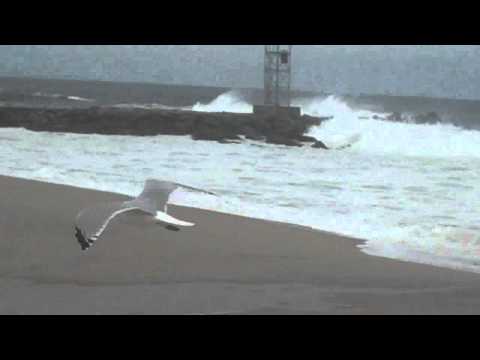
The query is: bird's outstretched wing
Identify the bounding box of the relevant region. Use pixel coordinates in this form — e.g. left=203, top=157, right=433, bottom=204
left=74, top=201, right=150, bottom=251
left=136, top=180, right=216, bottom=213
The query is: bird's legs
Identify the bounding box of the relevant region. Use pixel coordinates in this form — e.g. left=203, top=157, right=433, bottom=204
left=165, top=225, right=180, bottom=232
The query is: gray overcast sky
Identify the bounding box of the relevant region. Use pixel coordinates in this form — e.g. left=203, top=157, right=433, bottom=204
left=0, top=45, right=478, bottom=99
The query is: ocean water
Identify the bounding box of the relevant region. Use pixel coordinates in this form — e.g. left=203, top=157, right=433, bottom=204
left=1, top=93, right=480, bottom=273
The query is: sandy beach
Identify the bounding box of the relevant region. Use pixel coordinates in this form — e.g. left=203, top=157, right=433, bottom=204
left=0, top=175, right=479, bottom=315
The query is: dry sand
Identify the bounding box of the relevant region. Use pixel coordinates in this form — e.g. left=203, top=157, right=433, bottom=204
left=0, top=175, right=479, bottom=315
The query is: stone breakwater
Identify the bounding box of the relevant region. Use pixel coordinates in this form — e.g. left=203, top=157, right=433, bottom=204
left=0, top=106, right=331, bottom=147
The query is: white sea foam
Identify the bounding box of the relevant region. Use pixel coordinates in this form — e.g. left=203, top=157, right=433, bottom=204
left=1, top=94, right=480, bottom=273
left=302, top=96, right=480, bottom=159
left=33, top=92, right=93, bottom=102
left=67, top=96, right=94, bottom=102
left=192, top=91, right=253, bottom=113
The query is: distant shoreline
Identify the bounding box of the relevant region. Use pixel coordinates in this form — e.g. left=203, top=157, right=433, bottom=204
left=2, top=75, right=480, bottom=130
left=3, top=74, right=480, bottom=103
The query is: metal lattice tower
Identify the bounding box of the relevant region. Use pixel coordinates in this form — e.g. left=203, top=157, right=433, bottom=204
left=264, top=45, right=293, bottom=108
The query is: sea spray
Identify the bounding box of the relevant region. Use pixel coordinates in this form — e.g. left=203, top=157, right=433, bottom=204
left=192, top=91, right=253, bottom=114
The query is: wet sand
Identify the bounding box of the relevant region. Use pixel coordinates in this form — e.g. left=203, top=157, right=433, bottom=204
left=1, top=175, right=479, bottom=315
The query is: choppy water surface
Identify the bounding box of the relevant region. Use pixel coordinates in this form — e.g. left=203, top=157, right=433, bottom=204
left=1, top=94, right=480, bottom=273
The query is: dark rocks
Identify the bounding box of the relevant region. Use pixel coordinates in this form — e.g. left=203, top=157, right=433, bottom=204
left=312, top=141, right=329, bottom=150
left=297, top=135, right=318, bottom=143
left=383, top=111, right=442, bottom=125
left=386, top=112, right=403, bottom=122
left=192, top=130, right=242, bottom=142
left=414, top=111, right=442, bottom=124
left=0, top=106, right=326, bottom=148
left=191, top=116, right=243, bottom=141
left=304, top=115, right=333, bottom=127
left=266, top=135, right=302, bottom=147
left=242, top=126, right=265, bottom=141
left=372, top=114, right=386, bottom=121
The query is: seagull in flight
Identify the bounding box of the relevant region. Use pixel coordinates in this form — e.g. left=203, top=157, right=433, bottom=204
left=74, top=180, right=215, bottom=251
